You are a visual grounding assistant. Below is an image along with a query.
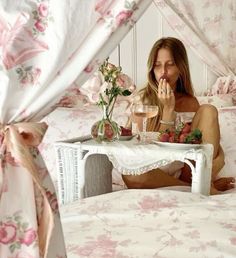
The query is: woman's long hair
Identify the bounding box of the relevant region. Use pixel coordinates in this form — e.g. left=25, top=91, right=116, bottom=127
left=139, top=37, right=194, bottom=131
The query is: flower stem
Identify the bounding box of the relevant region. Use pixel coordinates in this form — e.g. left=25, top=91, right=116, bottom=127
left=108, top=95, right=117, bottom=119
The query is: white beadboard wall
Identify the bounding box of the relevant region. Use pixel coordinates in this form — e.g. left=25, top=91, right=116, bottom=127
left=109, top=2, right=218, bottom=95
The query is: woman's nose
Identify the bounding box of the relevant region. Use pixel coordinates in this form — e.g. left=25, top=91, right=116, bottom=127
left=161, top=67, right=167, bottom=76
left=161, top=66, right=167, bottom=75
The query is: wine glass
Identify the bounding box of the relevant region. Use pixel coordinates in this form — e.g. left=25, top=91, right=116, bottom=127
left=131, top=104, right=159, bottom=143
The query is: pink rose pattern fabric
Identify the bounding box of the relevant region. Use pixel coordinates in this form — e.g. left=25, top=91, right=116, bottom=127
left=196, top=94, right=234, bottom=108
left=0, top=0, right=150, bottom=257
left=61, top=189, right=236, bottom=258
left=57, top=0, right=141, bottom=110
left=0, top=12, right=48, bottom=70
left=154, top=0, right=236, bottom=78
left=210, top=76, right=236, bottom=105
left=217, top=107, right=236, bottom=180
left=0, top=147, right=66, bottom=257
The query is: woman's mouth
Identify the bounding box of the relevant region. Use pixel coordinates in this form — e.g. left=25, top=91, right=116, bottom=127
left=159, top=75, right=169, bottom=82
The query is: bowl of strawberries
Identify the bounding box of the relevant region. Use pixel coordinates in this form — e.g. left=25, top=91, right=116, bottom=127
left=156, top=122, right=202, bottom=147
left=119, top=126, right=134, bottom=141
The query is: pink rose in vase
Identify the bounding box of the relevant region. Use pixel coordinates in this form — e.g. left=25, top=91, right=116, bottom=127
left=116, top=73, right=135, bottom=91
left=116, top=73, right=136, bottom=103
left=80, top=72, right=103, bottom=103
left=0, top=223, right=17, bottom=244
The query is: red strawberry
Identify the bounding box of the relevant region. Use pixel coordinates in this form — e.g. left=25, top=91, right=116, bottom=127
left=169, top=131, right=175, bottom=137
left=169, top=135, right=175, bottom=143
left=179, top=133, right=188, bottom=143
left=159, top=133, right=170, bottom=142
left=159, top=75, right=169, bottom=82
left=181, top=123, right=191, bottom=134
left=120, top=126, right=132, bottom=136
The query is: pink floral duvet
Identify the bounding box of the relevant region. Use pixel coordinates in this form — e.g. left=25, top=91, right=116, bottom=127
left=61, top=189, right=236, bottom=258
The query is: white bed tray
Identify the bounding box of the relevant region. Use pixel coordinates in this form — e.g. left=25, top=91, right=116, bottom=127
left=54, top=135, right=113, bottom=205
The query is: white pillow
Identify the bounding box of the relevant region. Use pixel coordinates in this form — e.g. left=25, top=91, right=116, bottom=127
left=197, top=94, right=234, bottom=108
left=218, top=106, right=236, bottom=178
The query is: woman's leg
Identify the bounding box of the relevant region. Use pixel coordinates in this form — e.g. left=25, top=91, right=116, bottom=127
left=191, top=104, right=220, bottom=158
left=122, top=168, right=189, bottom=189
left=190, top=104, right=234, bottom=192
left=179, top=145, right=234, bottom=193
left=123, top=104, right=234, bottom=192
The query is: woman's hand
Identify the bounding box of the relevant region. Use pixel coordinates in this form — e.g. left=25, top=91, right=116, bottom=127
left=157, top=79, right=175, bottom=111
left=158, top=79, right=176, bottom=128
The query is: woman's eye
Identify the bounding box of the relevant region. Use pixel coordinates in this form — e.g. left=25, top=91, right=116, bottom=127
left=155, top=63, right=175, bottom=68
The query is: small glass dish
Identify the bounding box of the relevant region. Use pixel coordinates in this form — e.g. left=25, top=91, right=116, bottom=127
left=118, top=135, right=135, bottom=141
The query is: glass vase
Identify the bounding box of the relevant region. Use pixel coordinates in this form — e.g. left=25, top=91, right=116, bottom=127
left=91, top=106, right=120, bottom=142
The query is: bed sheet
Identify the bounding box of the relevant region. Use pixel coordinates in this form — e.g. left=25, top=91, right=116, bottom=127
left=61, top=189, right=236, bottom=258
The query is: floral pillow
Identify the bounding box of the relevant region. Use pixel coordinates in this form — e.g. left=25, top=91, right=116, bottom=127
left=196, top=94, right=234, bottom=108
left=55, top=85, right=91, bottom=108
left=56, top=66, right=136, bottom=108
left=201, top=75, right=236, bottom=107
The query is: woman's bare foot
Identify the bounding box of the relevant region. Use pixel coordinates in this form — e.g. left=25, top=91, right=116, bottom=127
left=213, top=177, right=235, bottom=192
left=210, top=185, right=221, bottom=195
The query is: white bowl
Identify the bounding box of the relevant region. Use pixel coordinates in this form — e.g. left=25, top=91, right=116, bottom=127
left=119, top=135, right=134, bottom=141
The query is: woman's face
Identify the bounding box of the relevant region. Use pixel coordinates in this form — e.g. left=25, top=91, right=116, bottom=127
left=153, top=47, right=180, bottom=89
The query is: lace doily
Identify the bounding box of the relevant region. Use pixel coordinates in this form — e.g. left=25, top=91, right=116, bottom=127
left=105, top=140, right=197, bottom=175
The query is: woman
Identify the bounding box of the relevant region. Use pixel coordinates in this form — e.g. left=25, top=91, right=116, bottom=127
left=123, top=37, right=235, bottom=194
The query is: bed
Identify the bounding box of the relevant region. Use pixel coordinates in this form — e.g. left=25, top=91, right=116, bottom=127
left=60, top=189, right=236, bottom=258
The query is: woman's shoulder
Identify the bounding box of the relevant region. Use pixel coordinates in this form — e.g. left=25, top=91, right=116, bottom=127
left=175, top=94, right=199, bottom=112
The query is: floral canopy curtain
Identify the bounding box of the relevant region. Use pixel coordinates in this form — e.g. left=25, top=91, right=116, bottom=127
left=0, top=0, right=152, bottom=257
left=154, top=0, right=236, bottom=93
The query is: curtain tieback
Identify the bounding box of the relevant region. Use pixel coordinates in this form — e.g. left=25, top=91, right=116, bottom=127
left=0, top=121, right=53, bottom=258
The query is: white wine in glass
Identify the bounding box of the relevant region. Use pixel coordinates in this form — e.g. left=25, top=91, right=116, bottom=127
left=132, top=104, right=159, bottom=143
